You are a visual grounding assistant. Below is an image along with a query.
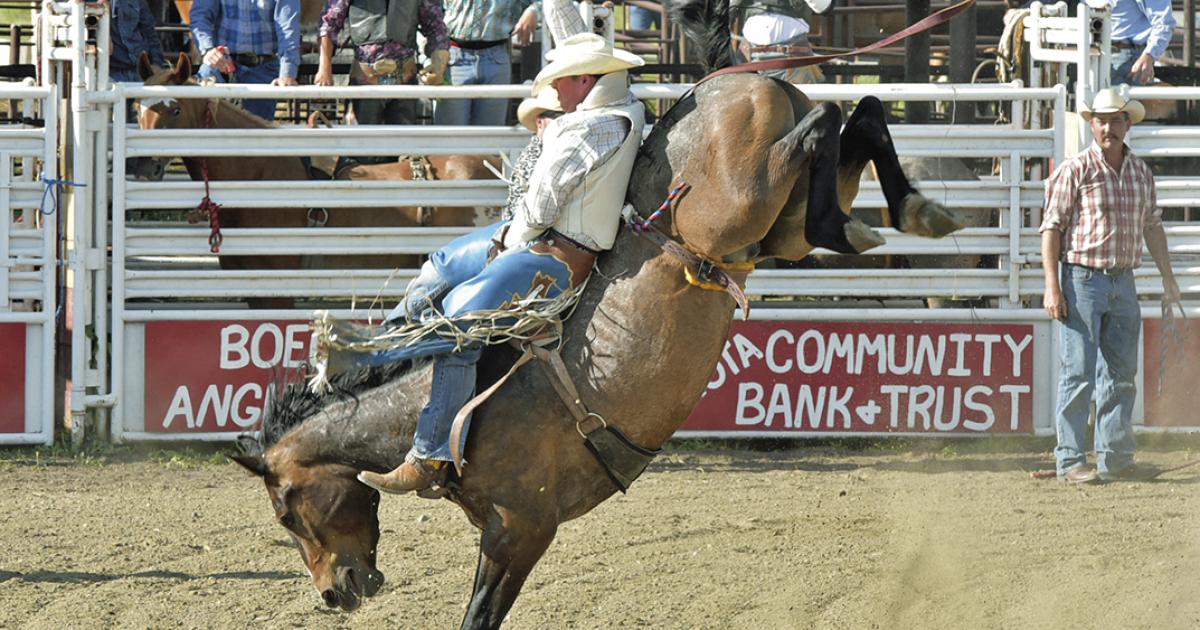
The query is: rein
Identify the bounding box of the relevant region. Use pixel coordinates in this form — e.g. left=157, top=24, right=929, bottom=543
left=698, top=0, right=976, bottom=85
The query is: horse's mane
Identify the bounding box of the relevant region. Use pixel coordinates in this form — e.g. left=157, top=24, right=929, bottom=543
left=670, top=0, right=734, bottom=74
left=243, top=361, right=416, bottom=454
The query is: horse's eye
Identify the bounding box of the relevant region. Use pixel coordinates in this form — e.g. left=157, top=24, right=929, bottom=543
left=168, top=107, right=181, bottom=117
left=279, top=513, right=297, bottom=529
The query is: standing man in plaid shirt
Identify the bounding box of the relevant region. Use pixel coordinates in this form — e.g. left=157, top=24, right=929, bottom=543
left=189, top=0, right=302, bottom=121
left=1041, top=87, right=1180, bottom=484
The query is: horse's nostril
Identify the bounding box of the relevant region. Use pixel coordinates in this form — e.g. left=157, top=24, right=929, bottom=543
left=322, top=588, right=339, bottom=608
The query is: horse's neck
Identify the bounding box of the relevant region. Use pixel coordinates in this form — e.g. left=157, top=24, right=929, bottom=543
left=186, top=103, right=309, bottom=181
left=564, top=229, right=736, bottom=450
left=274, top=370, right=429, bottom=471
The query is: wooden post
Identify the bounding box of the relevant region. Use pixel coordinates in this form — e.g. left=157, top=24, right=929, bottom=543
left=1186, top=0, right=1195, bottom=70
left=949, top=2, right=976, bottom=123
left=904, top=0, right=930, bottom=122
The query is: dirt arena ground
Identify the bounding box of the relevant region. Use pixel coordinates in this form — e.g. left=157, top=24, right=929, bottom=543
left=2, top=438, right=1199, bottom=630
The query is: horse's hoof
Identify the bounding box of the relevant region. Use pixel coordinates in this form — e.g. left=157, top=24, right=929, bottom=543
left=844, top=219, right=885, bottom=254
left=900, top=193, right=964, bottom=238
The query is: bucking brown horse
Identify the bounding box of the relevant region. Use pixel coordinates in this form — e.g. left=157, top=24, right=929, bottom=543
left=133, top=55, right=495, bottom=302
left=229, top=0, right=963, bottom=626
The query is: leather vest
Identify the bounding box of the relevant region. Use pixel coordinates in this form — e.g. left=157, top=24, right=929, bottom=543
left=505, top=72, right=646, bottom=252
left=731, top=0, right=806, bottom=20
left=349, top=0, right=419, bottom=48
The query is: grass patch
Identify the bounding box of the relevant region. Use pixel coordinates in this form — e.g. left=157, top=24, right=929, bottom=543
left=0, top=7, right=34, bottom=25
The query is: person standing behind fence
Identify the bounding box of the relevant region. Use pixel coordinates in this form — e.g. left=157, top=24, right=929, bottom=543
left=315, top=0, right=451, bottom=133
left=730, top=0, right=824, bottom=84
left=433, top=0, right=540, bottom=126
left=110, top=0, right=166, bottom=83
left=1109, top=0, right=1175, bottom=87
left=189, top=0, right=302, bottom=121
left=1040, top=87, right=1180, bottom=485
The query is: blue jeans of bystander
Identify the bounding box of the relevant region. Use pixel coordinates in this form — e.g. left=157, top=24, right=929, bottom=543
left=433, top=44, right=512, bottom=126
left=1054, top=263, right=1141, bottom=477
left=1110, top=47, right=1149, bottom=87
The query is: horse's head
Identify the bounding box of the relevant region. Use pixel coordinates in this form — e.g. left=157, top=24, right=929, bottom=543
left=135, top=53, right=203, bottom=131
left=230, top=451, right=386, bottom=611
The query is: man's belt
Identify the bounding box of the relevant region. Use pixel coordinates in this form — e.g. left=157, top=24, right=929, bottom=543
left=233, top=52, right=277, bottom=67
left=361, top=56, right=417, bottom=81
left=450, top=38, right=507, bottom=50
left=1070, top=262, right=1133, bottom=276
left=1111, top=39, right=1140, bottom=50
left=750, top=43, right=814, bottom=56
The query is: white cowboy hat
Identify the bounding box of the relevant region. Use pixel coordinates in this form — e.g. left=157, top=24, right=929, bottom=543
left=516, top=88, right=562, bottom=132
left=1081, top=86, right=1145, bottom=124
left=532, top=33, right=644, bottom=96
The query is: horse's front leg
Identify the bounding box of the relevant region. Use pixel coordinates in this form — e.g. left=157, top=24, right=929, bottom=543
left=838, top=96, right=963, bottom=238
left=460, top=509, right=557, bottom=630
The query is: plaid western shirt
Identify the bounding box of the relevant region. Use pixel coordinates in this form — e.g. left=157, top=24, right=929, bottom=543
left=190, top=0, right=302, bottom=78
left=319, top=0, right=449, bottom=64
left=518, top=93, right=636, bottom=250
left=1040, top=143, right=1162, bottom=270
left=443, top=0, right=537, bottom=42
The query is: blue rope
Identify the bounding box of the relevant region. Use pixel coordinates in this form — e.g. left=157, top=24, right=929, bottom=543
left=39, top=175, right=87, bottom=216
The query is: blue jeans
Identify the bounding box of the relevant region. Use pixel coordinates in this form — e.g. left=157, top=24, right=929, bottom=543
left=1110, top=47, right=1148, bottom=87
left=629, top=4, right=661, bottom=30
left=433, top=44, right=511, bottom=126
left=197, top=58, right=281, bottom=121
left=375, top=221, right=576, bottom=462
left=1054, top=263, right=1141, bottom=477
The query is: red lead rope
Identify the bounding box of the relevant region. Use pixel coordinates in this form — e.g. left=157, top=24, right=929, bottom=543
left=198, top=156, right=223, bottom=253
left=188, top=103, right=224, bottom=253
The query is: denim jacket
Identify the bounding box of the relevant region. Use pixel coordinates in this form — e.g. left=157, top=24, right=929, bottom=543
left=110, top=0, right=166, bottom=72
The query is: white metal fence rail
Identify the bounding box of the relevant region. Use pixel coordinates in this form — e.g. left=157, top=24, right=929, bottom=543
left=0, top=84, right=58, bottom=445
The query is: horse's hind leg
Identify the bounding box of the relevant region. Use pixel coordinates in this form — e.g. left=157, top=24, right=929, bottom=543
left=838, top=96, right=963, bottom=237
left=794, top=102, right=885, bottom=254
left=460, top=514, right=556, bottom=630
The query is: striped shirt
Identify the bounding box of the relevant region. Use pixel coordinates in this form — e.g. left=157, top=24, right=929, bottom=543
left=443, top=0, right=536, bottom=42
left=518, top=93, right=636, bottom=250
left=1040, top=143, right=1162, bottom=270
left=319, top=0, right=449, bottom=64
left=190, top=0, right=302, bottom=78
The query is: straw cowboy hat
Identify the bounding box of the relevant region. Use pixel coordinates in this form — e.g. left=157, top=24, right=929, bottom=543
left=517, top=88, right=562, bottom=132
left=1081, top=86, right=1145, bottom=124
left=532, top=33, right=644, bottom=96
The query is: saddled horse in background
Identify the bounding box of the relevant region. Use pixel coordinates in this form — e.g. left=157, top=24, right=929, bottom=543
left=229, top=0, right=963, bottom=626
left=133, top=55, right=496, bottom=300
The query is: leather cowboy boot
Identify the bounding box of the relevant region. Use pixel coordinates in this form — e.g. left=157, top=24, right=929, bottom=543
left=358, top=458, right=444, bottom=495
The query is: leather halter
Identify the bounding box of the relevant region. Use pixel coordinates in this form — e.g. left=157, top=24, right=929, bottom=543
left=629, top=220, right=753, bottom=317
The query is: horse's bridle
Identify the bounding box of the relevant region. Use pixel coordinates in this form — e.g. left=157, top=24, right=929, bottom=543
left=624, top=187, right=755, bottom=317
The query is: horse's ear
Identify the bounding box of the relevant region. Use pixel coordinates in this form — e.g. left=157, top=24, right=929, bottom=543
left=171, top=54, right=192, bottom=84
left=137, top=52, right=155, bottom=81
left=229, top=453, right=270, bottom=478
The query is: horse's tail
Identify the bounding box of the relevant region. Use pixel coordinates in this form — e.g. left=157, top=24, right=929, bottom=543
left=670, top=0, right=734, bottom=74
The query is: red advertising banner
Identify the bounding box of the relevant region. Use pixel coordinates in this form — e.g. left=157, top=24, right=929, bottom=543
left=682, top=321, right=1036, bottom=434
left=1143, top=319, right=1200, bottom=427
left=0, top=324, right=26, bottom=434
left=144, top=321, right=310, bottom=433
